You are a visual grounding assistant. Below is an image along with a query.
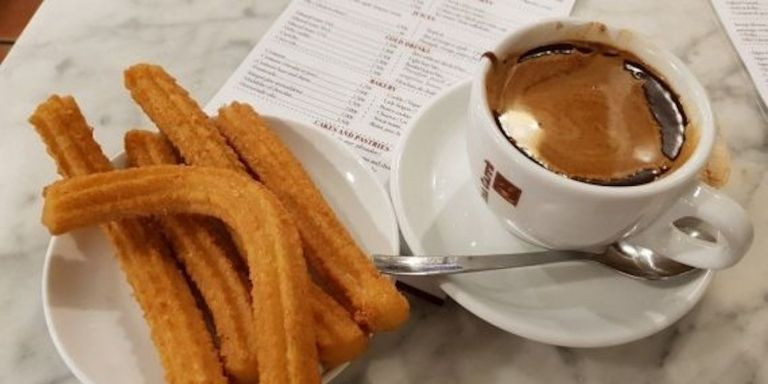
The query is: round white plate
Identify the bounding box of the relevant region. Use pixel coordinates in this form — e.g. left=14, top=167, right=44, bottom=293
left=43, top=116, right=399, bottom=383
left=390, top=81, right=713, bottom=348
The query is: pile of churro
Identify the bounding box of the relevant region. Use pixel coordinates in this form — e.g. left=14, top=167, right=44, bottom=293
left=31, top=64, right=410, bottom=384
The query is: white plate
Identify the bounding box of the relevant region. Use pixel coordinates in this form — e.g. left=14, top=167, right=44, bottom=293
left=390, top=81, right=713, bottom=348
left=42, top=116, right=399, bottom=383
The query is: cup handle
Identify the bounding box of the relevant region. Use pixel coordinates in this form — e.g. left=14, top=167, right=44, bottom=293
left=625, top=184, right=753, bottom=270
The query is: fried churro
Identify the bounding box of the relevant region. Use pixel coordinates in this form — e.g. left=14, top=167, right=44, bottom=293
left=42, top=166, right=321, bottom=384
left=124, top=130, right=259, bottom=383
left=126, top=130, right=369, bottom=368
left=123, top=64, right=245, bottom=172
left=122, top=63, right=408, bottom=331
left=29, top=95, right=227, bottom=384
left=310, top=283, right=370, bottom=368
left=215, top=102, right=409, bottom=331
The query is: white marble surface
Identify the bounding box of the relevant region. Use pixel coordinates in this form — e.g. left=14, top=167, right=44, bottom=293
left=0, top=0, right=766, bottom=383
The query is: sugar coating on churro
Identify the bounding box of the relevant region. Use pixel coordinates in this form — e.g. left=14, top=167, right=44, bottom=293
left=30, top=96, right=228, bottom=384
left=124, top=64, right=245, bottom=173
left=34, top=64, right=409, bottom=384
left=125, top=130, right=181, bottom=167
left=42, top=166, right=321, bottom=384
left=127, top=127, right=371, bottom=369
left=125, top=130, right=260, bottom=384
left=310, top=283, right=369, bottom=368
left=29, top=96, right=112, bottom=175
left=215, top=102, right=409, bottom=331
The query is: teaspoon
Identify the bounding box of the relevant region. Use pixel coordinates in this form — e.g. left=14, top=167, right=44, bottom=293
left=374, top=217, right=715, bottom=280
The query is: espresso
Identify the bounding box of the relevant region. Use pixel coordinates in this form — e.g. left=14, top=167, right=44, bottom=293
left=485, top=42, right=692, bottom=186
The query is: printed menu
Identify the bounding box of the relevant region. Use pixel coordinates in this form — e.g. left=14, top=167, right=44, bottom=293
left=207, top=0, right=575, bottom=179
left=711, top=0, right=768, bottom=109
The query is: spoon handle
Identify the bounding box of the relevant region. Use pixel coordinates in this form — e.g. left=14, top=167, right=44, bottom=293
left=373, top=251, right=590, bottom=276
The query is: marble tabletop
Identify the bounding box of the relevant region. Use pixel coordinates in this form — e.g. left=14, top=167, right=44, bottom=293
left=1, top=0, right=767, bottom=383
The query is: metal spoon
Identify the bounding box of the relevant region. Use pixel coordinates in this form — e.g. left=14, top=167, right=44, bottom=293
left=374, top=217, right=716, bottom=280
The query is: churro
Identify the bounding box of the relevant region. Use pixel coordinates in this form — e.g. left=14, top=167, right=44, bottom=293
left=126, top=130, right=369, bottom=368
left=123, top=64, right=245, bottom=172
left=215, top=102, right=409, bottom=331
left=29, top=95, right=227, bottom=384
left=42, top=166, right=321, bottom=384
left=310, top=283, right=370, bottom=368
left=125, top=130, right=259, bottom=383
left=123, top=64, right=408, bottom=330
left=122, top=65, right=395, bottom=329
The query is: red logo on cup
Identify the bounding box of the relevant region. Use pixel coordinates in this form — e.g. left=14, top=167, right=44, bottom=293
left=492, top=171, right=521, bottom=206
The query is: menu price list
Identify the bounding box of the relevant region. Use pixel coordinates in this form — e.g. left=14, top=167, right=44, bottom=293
left=712, top=0, right=768, bottom=110
left=208, top=0, right=575, bottom=177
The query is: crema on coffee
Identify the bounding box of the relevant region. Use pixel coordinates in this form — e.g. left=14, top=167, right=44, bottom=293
left=485, top=42, right=695, bottom=186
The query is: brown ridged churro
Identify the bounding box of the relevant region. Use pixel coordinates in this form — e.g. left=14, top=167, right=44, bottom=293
left=125, top=130, right=181, bottom=167
left=42, top=166, right=321, bottom=384
left=122, top=65, right=394, bottom=329
left=35, top=64, right=408, bottom=384
left=126, top=130, right=369, bottom=368
left=123, top=64, right=245, bottom=172
left=124, top=130, right=259, bottom=383
left=123, top=65, right=407, bottom=330
left=29, top=95, right=227, bottom=384
left=215, top=102, right=409, bottom=331
left=310, top=283, right=370, bottom=368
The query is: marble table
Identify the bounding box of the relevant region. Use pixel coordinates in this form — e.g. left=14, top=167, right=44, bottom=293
left=1, top=0, right=766, bottom=383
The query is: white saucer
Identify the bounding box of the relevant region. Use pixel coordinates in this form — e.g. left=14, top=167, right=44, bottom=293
left=390, top=81, right=713, bottom=348
left=42, top=116, right=399, bottom=383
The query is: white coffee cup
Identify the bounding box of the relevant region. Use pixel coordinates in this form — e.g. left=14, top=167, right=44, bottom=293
left=467, top=19, right=753, bottom=270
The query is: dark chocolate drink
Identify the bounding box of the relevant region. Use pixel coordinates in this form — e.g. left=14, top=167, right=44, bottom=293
left=484, top=42, right=694, bottom=186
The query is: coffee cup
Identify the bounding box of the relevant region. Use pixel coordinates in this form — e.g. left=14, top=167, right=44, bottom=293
left=467, top=19, right=753, bottom=270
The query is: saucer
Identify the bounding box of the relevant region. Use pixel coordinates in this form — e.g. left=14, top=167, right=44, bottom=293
left=42, top=116, right=399, bottom=383
left=390, top=81, right=713, bottom=348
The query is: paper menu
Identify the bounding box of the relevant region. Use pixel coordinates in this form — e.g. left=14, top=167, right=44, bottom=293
left=711, top=0, right=768, bottom=109
left=206, top=0, right=575, bottom=179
